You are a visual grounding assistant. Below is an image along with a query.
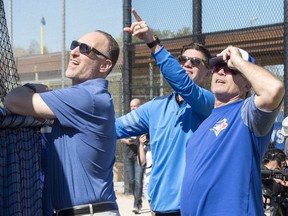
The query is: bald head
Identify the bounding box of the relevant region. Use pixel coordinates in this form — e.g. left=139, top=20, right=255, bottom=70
left=130, top=98, right=141, bottom=110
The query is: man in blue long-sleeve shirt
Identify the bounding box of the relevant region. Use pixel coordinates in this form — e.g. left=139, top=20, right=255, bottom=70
left=116, top=9, right=214, bottom=215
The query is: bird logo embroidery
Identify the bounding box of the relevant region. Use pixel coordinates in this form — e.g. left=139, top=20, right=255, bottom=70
left=210, top=118, right=228, bottom=137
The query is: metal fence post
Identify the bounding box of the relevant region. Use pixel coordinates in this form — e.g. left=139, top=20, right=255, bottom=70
left=122, top=0, right=132, bottom=115
left=284, top=0, right=288, bottom=116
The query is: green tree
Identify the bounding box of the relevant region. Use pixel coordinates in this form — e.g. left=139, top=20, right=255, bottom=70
left=27, top=40, right=40, bottom=55
left=13, top=46, right=28, bottom=57
left=116, top=27, right=193, bottom=45
left=13, top=40, right=49, bottom=57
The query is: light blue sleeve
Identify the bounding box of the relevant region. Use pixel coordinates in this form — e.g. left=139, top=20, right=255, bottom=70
left=241, top=95, right=281, bottom=137
left=116, top=100, right=151, bottom=138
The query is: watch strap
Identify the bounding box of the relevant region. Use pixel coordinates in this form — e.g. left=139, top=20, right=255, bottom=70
left=146, top=35, right=161, bottom=49
left=23, top=83, right=36, bottom=93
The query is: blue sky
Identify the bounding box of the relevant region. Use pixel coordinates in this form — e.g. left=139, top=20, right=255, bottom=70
left=4, top=0, right=123, bottom=53
left=3, top=0, right=283, bottom=53
left=132, top=0, right=283, bottom=33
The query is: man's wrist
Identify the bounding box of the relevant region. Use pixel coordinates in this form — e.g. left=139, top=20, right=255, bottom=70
left=23, top=83, right=36, bottom=93
left=146, top=35, right=161, bottom=49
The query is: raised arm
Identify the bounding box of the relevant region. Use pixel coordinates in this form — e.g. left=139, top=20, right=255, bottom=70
left=222, top=47, right=284, bottom=111
left=124, top=9, right=214, bottom=115
left=123, top=8, right=161, bottom=54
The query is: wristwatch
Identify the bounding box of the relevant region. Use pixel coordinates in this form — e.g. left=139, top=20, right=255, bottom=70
left=23, top=83, right=36, bottom=93
left=146, top=35, right=161, bottom=49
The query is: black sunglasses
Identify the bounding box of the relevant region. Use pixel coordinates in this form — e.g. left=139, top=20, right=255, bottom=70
left=212, top=64, right=238, bottom=75
left=177, top=55, right=207, bottom=67
left=70, top=40, right=111, bottom=60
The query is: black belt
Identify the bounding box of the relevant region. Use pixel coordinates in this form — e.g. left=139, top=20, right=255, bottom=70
left=155, top=211, right=181, bottom=216
left=56, top=202, right=118, bottom=216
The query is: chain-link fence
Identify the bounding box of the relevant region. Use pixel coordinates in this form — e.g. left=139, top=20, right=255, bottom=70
left=125, top=0, right=284, bottom=106
left=15, top=0, right=286, bottom=166
left=119, top=0, right=286, bottom=154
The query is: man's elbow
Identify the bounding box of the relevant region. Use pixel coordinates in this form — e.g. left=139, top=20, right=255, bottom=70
left=4, top=96, right=16, bottom=113
left=4, top=100, right=25, bottom=115
left=273, top=81, right=285, bottom=104
left=267, top=81, right=285, bottom=110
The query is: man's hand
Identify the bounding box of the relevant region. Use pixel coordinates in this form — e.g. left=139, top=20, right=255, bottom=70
left=123, top=8, right=155, bottom=43
left=274, top=178, right=288, bottom=187
left=139, top=134, right=148, bottom=145
left=32, top=83, right=52, bottom=93
left=216, top=46, right=243, bottom=71
left=121, top=138, right=136, bottom=145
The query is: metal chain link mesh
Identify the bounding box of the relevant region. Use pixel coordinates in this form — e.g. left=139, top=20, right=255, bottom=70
left=6, top=0, right=286, bottom=197
left=129, top=0, right=284, bottom=104
left=0, top=0, right=43, bottom=215
left=0, top=0, right=20, bottom=106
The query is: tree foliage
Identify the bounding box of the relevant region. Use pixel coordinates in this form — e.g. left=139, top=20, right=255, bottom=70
left=116, top=26, right=192, bottom=47
left=13, top=40, right=48, bottom=57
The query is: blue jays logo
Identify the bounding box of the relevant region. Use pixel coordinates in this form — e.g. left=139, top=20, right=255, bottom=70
left=210, top=118, right=228, bottom=137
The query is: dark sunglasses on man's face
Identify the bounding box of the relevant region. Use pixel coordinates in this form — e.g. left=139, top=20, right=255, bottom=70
left=212, top=64, right=238, bottom=75
left=177, top=55, right=206, bottom=67
left=70, top=40, right=111, bottom=60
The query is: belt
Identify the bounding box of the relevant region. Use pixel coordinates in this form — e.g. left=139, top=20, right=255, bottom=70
left=56, top=202, right=118, bottom=216
left=155, top=211, right=181, bottom=216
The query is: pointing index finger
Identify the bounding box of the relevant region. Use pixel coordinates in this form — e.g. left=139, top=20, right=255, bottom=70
left=132, top=8, right=142, bottom=22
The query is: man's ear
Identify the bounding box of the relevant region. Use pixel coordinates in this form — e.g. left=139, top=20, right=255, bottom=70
left=243, top=82, right=252, bottom=98
left=244, top=82, right=252, bottom=92
left=205, top=69, right=212, bottom=78
left=99, top=59, right=113, bottom=74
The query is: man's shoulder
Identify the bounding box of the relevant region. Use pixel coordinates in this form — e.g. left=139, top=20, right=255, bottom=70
left=138, top=93, right=176, bottom=109
left=152, top=92, right=174, bottom=101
